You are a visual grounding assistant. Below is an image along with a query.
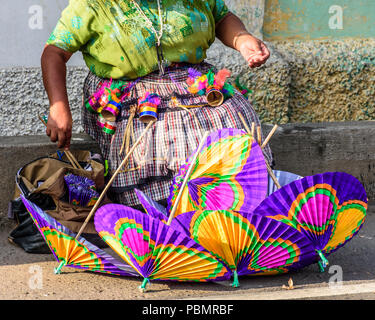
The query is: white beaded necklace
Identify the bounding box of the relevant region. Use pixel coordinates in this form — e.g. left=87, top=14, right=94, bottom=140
left=130, top=0, right=166, bottom=74
left=131, top=0, right=164, bottom=46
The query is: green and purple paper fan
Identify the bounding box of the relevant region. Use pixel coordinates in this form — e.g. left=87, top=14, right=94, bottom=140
left=64, top=173, right=99, bottom=207
left=20, top=195, right=138, bottom=277
left=167, top=128, right=268, bottom=217
left=254, top=172, right=368, bottom=271
left=172, top=209, right=317, bottom=286
left=94, top=204, right=231, bottom=290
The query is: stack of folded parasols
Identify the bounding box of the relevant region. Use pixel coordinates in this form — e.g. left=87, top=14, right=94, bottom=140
left=20, top=127, right=368, bottom=292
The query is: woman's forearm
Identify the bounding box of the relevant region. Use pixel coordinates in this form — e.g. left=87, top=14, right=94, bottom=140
left=215, top=12, right=250, bottom=51
left=215, top=12, right=270, bottom=68
left=41, top=45, right=73, bottom=149
left=41, top=45, right=70, bottom=109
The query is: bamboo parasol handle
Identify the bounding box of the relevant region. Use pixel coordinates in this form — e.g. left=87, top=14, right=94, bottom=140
left=237, top=113, right=251, bottom=135
left=256, top=126, right=262, bottom=146
left=75, top=120, right=156, bottom=239
left=38, top=115, right=82, bottom=170
left=261, top=124, right=278, bottom=149
left=237, top=112, right=278, bottom=150
left=167, top=131, right=210, bottom=226
left=237, top=113, right=281, bottom=189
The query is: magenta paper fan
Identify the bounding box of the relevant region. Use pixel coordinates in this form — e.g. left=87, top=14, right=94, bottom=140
left=20, top=195, right=138, bottom=277
left=94, top=204, right=231, bottom=290
left=171, top=209, right=317, bottom=286
left=135, top=189, right=168, bottom=219
left=254, top=172, right=368, bottom=271
left=167, top=128, right=268, bottom=217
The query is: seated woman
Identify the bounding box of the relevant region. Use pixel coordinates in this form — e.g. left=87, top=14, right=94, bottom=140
left=41, top=0, right=273, bottom=208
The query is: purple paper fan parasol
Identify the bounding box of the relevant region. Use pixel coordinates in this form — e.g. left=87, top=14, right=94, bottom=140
left=64, top=173, right=99, bottom=207
left=172, top=209, right=317, bottom=286
left=254, top=172, right=368, bottom=271
left=135, top=188, right=168, bottom=219
left=167, top=128, right=268, bottom=217
left=94, top=204, right=231, bottom=290
left=20, top=195, right=138, bottom=277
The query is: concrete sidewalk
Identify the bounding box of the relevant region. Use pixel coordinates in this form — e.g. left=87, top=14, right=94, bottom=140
left=0, top=203, right=374, bottom=300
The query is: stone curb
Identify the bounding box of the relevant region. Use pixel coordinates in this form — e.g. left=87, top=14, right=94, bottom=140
left=0, top=121, right=374, bottom=222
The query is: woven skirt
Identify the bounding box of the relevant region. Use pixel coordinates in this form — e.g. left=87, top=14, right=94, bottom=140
left=82, top=62, right=273, bottom=207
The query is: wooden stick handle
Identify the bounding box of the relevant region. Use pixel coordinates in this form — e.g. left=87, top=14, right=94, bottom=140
left=261, top=124, right=278, bottom=149
left=256, top=126, right=262, bottom=146
left=66, top=150, right=83, bottom=170
left=237, top=113, right=251, bottom=136
left=238, top=116, right=281, bottom=190
left=75, top=120, right=155, bottom=239
left=167, top=131, right=210, bottom=226
left=64, top=151, right=78, bottom=169
left=38, top=115, right=81, bottom=169
left=38, top=115, right=47, bottom=126
left=65, top=150, right=84, bottom=170
left=120, top=105, right=137, bottom=155
left=265, top=160, right=281, bottom=189
left=251, top=123, right=255, bottom=137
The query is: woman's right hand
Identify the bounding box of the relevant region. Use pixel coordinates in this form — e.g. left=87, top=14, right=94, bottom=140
left=46, top=102, right=73, bottom=150
left=41, top=44, right=73, bottom=150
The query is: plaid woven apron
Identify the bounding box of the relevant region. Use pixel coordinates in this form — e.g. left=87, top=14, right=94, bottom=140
left=82, top=62, right=273, bottom=207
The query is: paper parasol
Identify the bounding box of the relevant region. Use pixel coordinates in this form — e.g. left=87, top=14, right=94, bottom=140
left=167, top=128, right=268, bottom=217
left=94, top=204, right=231, bottom=291
left=254, top=172, right=368, bottom=271
left=268, top=170, right=303, bottom=196
left=171, top=209, right=317, bottom=286
left=20, top=195, right=138, bottom=277
left=135, top=189, right=168, bottom=219
left=64, top=173, right=99, bottom=207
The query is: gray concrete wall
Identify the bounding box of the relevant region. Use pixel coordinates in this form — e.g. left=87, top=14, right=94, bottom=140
left=0, top=67, right=87, bottom=136
left=1, top=0, right=374, bottom=138
left=0, top=0, right=84, bottom=68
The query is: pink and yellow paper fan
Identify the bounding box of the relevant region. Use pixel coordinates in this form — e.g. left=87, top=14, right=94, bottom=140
left=254, top=172, right=368, bottom=271
left=167, top=128, right=268, bottom=218
left=94, top=204, right=231, bottom=290
left=20, top=195, right=138, bottom=277
left=172, top=209, right=317, bottom=286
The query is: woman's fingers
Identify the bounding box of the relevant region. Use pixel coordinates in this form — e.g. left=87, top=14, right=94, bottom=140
left=242, top=47, right=269, bottom=68
left=249, top=60, right=263, bottom=68
left=49, top=128, right=58, bottom=143
left=237, top=34, right=271, bottom=68
left=46, top=125, right=72, bottom=149
left=46, top=103, right=73, bottom=149
left=244, top=41, right=270, bottom=67
left=57, top=130, right=66, bottom=149
left=247, top=54, right=267, bottom=68
left=56, top=128, right=72, bottom=149
left=260, top=42, right=270, bottom=60
left=64, top=129, right=72, bottom=150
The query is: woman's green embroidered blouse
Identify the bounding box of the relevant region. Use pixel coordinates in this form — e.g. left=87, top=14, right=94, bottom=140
left=47, top=0, right=229, bottom=79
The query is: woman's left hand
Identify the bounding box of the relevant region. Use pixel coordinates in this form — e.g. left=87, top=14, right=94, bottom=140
left=236, top=34, right=270, bottom=68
